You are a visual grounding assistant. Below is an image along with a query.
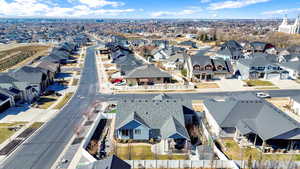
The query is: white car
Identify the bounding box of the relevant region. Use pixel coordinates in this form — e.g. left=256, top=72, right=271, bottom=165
left=256, top=92, right=271, bottom=98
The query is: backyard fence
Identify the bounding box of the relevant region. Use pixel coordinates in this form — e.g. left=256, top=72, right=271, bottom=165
left=126, top=160, right=235, bottom=169
left=114, top=84, right=195, bottom=91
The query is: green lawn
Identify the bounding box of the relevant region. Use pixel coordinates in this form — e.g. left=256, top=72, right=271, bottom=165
left=114, top=145, right=188, bottom=160
left=244, top=80, right=274, bottom=87
left=106, top=109, right=117, bottom=114
left=54, top=92, right=74, bottom=109
left=0, top=122, right=27, bottom=144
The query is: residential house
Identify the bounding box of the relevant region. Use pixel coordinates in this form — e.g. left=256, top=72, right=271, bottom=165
left=237, top=53, right=288, bottom=80
left=220, top=40, right=243, bottom=51
left=124, top=64, right=172, bottom=85
left=215, top=48, right=244, bottom=61
left=185, top=53, right=233, bottom=81
left=9, top=66, right=50, bottom=94
left=288, top=45, right=300, bottom=54
left=0, top=74, right=37, bottom=103
left=280, top=61, right=300, bottom=79
left=243, top=41, right=275, bottom=55
left=178, top=41, right=197, bottom=49
left=77, top=155, right=131, bottom=169
left=151, top=47, right=173, bottom=61
left=0, top=91, right=13, bottom=113
left=203, top=96, right=300, bottom=151
left=115, top=95, right=193, bottom=152
left=162, top=53, right=187, bottom=70
left=291, top=95, right=300, bottom=116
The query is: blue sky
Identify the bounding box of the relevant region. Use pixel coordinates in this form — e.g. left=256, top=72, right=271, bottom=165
left=0, top=0, right=299, bottom=19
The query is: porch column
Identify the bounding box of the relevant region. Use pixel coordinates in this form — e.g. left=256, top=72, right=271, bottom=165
left=254, top=134, right=258, bottom=146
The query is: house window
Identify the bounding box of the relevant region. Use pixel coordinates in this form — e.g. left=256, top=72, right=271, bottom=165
left=157, top=78, right=161, bottom=80
left=134, top=129, right=141, bottom=135
left=121, top=129, right=129, bottom=136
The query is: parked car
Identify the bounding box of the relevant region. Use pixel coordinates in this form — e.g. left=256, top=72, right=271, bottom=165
left=256, top=92, right=271, bottom=98
left=115, top=81, right=126, bottom=86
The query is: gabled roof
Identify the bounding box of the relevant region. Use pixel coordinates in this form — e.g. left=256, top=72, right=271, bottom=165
left=9, top=66, right=45, bottom=84
left=0, top=73, right=19, bottom=83
left=125, top=64, right=171, bottom=78
left=280, top=61, right=300, bottom=72
left=220, top=40, right=242, bottom=50
left=191, top=53, right=211, bottom=66
left=33, top=61, right=59, bottom=73
left=116, top=97, right=191, bottom=140
left=161, top=116, right=190, bottom=140
left=204, top=98, right=300, bottom=140
left=77, top=155, right=131, bottom=169
left=238, top=53, right=278, bottom=67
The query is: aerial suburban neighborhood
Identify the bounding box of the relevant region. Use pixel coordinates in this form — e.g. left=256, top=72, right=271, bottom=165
left=0, top=0, right=300, bottom=169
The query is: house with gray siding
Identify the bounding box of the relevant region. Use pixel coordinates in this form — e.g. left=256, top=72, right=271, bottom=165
left=185, top=53, right=233, bottom=81
left=237, top=53, right=289, bottom=80
left=203, top=96, right=300, bottom=151
left=0, top=74, right=37, bottom=103
left=124, top=64, right=172, bottom=85
left=115, top=94, right=194, bottom=152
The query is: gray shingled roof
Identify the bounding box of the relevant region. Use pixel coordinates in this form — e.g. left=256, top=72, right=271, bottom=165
left=125, top=64, right=171, bottom=78
left=204, top=98, right=300, bottom=140
left=238, top=53, right=277, bottom=67
left=280, top=61, right=300, bottom=72
left=77, top=155, right=131, bottom=169
left=116, top=98, right=190, bottom=140
left=191, top=53, right=211, bottom=66
left=9, top=66, right=45, bottom=84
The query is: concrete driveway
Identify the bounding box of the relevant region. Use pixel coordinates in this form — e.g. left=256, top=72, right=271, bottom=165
left=271, top=79, right=300, bottom=89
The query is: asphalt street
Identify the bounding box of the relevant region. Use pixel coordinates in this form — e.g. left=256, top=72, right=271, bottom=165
left=2, top=42, right=300, bottom=169
left=0, top=45, right=99, bottom=169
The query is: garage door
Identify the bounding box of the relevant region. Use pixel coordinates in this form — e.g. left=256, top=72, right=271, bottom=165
left=0, top=100, right=11, bottom=113
left=267, top=73, right=280, bottom=80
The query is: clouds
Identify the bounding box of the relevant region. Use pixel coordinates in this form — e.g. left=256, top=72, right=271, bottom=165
left=262, top=8, right=300, bottom=15
left=78, top=0, right=124, bottom=8
left=208, top=0, right=270, bottom=10
left=150, top=6, right=203, bottom=18
left=0, top=0, right=135, bottom=17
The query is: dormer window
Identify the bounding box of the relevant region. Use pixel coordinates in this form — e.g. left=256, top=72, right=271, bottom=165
left=205, top=65, right=212, bottom=70
left=217, top=65, right=224, bottom=70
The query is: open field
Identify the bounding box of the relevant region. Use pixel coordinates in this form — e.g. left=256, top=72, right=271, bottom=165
left=114, top=145, right=188, bottom=160
left=0, top=45, right=51, bottom=72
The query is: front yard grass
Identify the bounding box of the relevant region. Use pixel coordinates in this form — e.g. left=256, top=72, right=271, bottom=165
left=54, top=92, right=74, bottom=109
left=114, top=145, right=188, bottom=160
left=106, top=109, right=117, bottom=114
left=0, top=122, right=27, bottom=144
left=36, top=96, right=58, bottom=109
left=195, top=83, right=219, bottom=89
left=221, top=139, right=300, bottom=161
left=244, top=80, right=274, bottom=87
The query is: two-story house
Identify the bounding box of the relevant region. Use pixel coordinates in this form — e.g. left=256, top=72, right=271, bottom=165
left=237, top=53, right=289, bottom=80
left=185, top=53, right=233, bottom=81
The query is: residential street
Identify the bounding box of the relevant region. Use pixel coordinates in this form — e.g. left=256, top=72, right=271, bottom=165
left=0, top=45, right=99, bottom=169
left=2, top=42, right=300, bottom=169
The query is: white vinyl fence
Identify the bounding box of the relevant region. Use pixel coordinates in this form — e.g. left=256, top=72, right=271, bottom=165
left=126, top=160, right=235, bottom=169
left=114, top=84, right=194, bottom=91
